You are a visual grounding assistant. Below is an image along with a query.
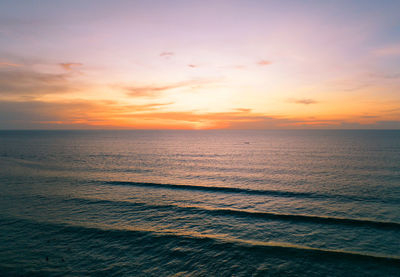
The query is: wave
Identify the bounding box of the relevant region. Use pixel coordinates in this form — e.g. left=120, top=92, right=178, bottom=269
left=64, top=197, right=400, bottom=230
left=208, top=208, right=400, bottom=230
left=104, top=181, right=398, bottom=204
left=1, top=216, right=399, bottom=266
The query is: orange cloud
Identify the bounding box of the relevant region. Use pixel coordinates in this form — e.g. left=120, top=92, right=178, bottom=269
left=112, top=109, right=297, bottom=129
left=0, top=62, right=21, bottom=67
left=235, top=108, right=252, bottom=113
left=60, top=63, right=83, bottom=71
left=125, top=82, right=189, bottom=97
left=257, top=60, right=272, bottom=66
left=123, top=78, right=219, bottom=97
left=1, top=98, right=398, bottom=130
left=0, top=99, right=174, bottom=129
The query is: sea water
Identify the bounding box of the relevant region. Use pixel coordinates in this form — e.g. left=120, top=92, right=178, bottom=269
left=0, top=130, right=399, bottom=276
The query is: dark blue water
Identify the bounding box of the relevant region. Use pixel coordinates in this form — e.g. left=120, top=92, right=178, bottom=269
left=0, top=130, right=399, bottom=276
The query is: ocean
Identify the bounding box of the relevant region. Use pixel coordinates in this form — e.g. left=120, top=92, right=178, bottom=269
left=0, top=130, right=399, bottom=276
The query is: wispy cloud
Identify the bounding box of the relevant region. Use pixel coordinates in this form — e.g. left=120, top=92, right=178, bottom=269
left=124, top=82, right=191, bottom=97
left=1, top=98, right=396, bottom=130
left=123, top=78, right=220, bottom=97
left=0, top=98, right=295, bottom=129
left=60, top=62, right=83, bottom=71
left=159, top=51, right=174, bottom=58
left=0, top=69, right=73, bottom=97
left=0, top=62, right=21, bottom=67
left=0, top=99, right=173, bottom=129
left=257, top=59, right=272, bottom=66
left=114, top=109, right=335, bottom=129
left=235, top=108, right=252, bottom=113
left=287, top=98, right=318, bottom=105
left=0, top=63, right=88, bottom=99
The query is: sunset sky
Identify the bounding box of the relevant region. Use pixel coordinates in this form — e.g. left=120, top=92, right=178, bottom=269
left=1, top=0, right=400, bottom=129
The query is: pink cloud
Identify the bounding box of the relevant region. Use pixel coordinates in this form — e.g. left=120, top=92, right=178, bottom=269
left=159, top=51, right=174, bottom=58
left=257, top=59, right=272, bottom=66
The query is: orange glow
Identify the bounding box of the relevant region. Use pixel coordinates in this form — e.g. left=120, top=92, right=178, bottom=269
left=1, top=1, right=400, bottom=129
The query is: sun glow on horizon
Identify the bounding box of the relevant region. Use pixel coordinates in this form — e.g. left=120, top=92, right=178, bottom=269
left=1, top=0, right=400, bottom=129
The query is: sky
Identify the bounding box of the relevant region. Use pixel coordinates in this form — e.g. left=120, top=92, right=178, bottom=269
left=1, top=0, right=400, bottom=129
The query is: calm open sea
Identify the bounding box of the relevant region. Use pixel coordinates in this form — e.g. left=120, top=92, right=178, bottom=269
left=0, top=130, right=399, bottom=276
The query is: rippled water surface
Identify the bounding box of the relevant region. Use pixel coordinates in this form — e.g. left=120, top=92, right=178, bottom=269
left=0, top=130, right=399, bottom=276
